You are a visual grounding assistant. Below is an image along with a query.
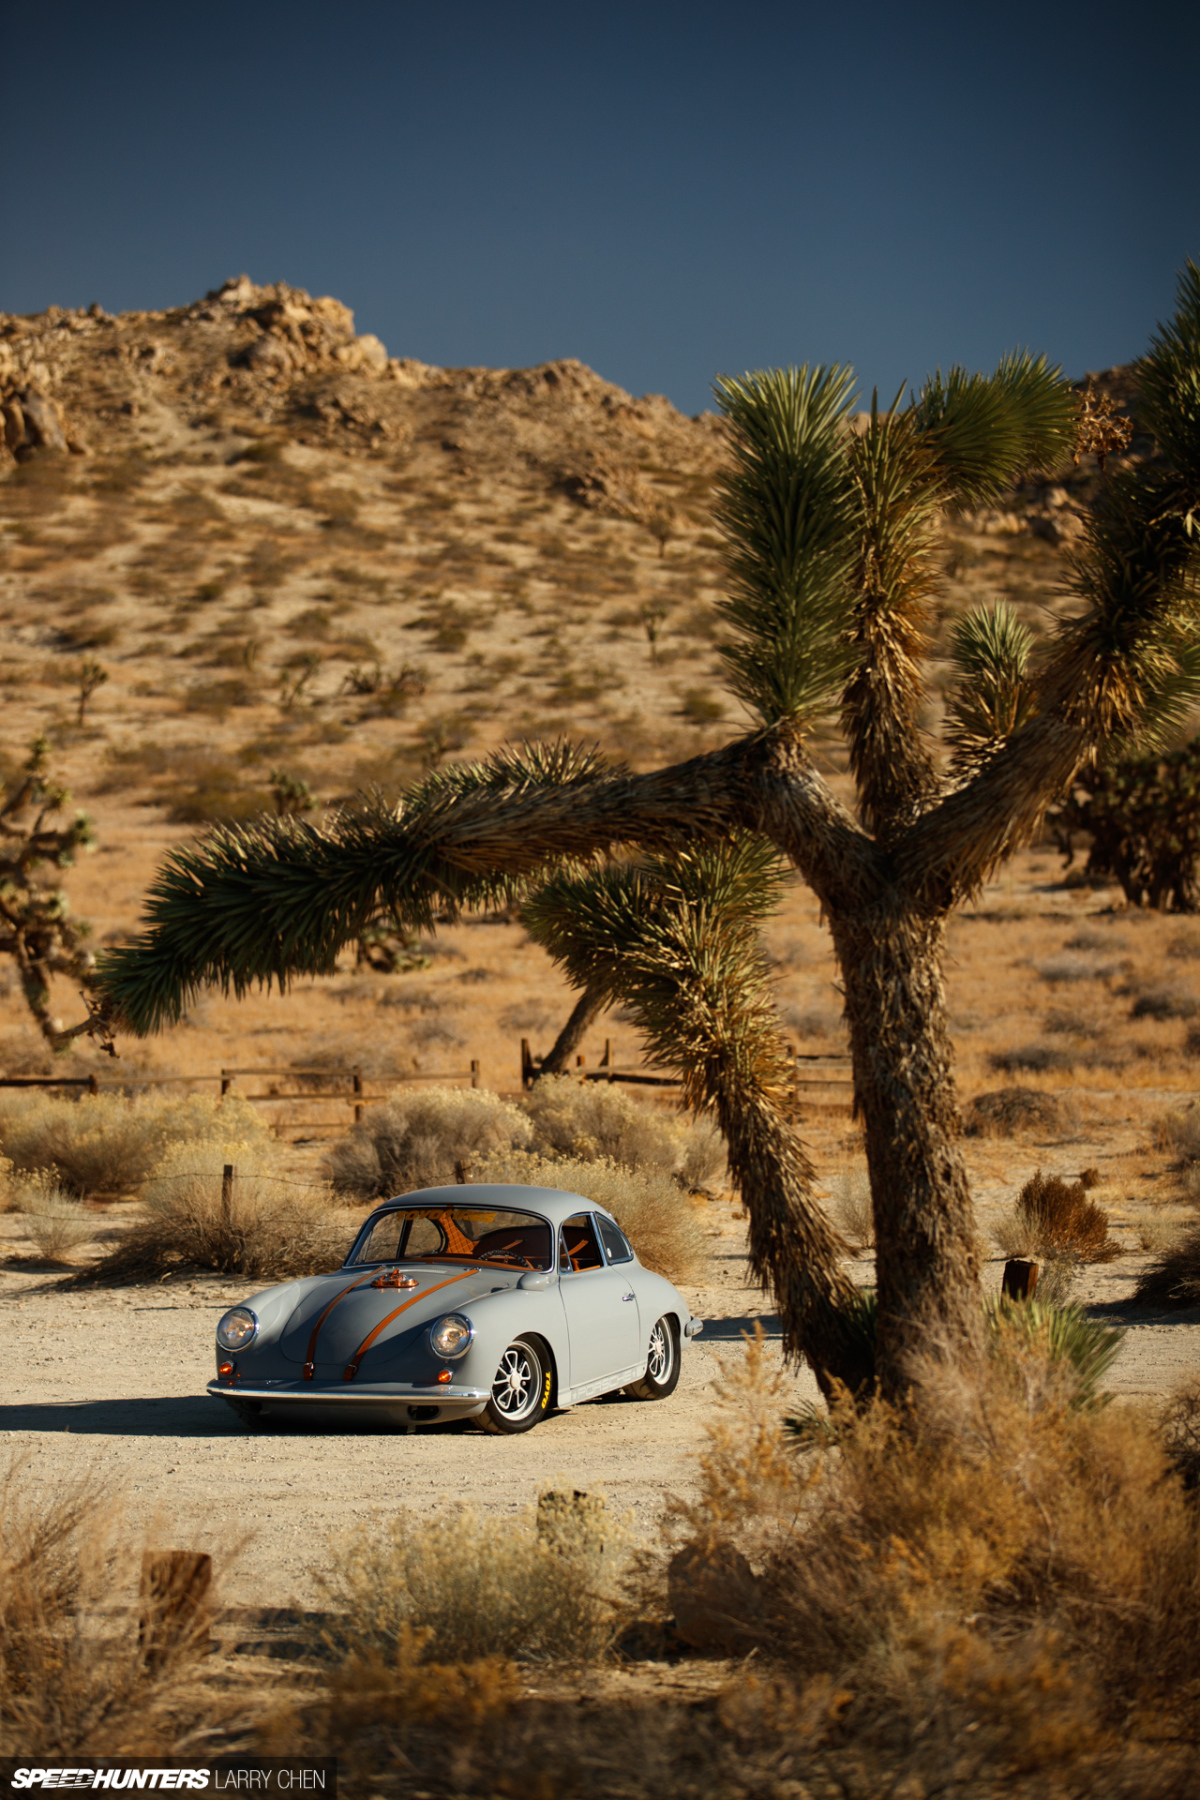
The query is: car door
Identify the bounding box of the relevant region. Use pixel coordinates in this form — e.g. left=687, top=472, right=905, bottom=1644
left=557, top=1211, right=642, bottom=1394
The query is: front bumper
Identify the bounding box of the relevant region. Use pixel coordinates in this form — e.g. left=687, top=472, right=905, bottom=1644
left=207, top=1378, right=490, bottom=1422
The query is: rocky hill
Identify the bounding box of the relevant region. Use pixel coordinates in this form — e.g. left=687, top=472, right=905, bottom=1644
left=0, top=276, right=1148, bottom=1079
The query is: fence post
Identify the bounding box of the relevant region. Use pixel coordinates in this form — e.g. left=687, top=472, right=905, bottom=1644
left=470, top=1059, right=480, bottom=1089
left=352, top=1067, right=363, bottom=1123
left=521, top=1038, right=532, bottom=1091
left=221, top=1164, right=234, bottom=1230
left=220, top=1070, right=231, bottom=1097
left=601, top=1039, right=611, bottom=1069
left=87, top=1073, right=99, bottom=1096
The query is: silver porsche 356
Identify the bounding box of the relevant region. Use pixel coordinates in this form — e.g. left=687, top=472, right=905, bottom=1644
left=209, top=1183, right=703, bottom=1434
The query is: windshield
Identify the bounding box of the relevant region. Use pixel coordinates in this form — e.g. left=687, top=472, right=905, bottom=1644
left=348, top=1206, right=554, bottom=1272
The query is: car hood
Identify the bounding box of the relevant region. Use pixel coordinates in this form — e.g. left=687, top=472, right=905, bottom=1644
left=277, top=1264, right=513, bottom=1365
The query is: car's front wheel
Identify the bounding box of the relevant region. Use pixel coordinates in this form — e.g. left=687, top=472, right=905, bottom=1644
left=624, top=1315, right=680, bottom=1400
left=475, top=1336, right=551, bottom=1435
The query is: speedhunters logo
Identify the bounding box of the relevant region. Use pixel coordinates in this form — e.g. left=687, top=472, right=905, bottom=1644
left=1, top=1767, right=335, bottom=1795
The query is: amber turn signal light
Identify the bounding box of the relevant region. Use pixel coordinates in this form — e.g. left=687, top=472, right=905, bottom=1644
left=218, top=1361, right=234, bottom=1377
left=437, top=1369, right=452, bottom=1383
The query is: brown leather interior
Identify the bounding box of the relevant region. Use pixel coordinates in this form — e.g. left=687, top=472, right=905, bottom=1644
left=472, top=1225, right=552, bottom=1266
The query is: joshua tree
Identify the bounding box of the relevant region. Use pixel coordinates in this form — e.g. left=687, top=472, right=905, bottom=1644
left=93, top=266, right=1200, bottom=1398
left=0, top=737, right=98, bottom=1045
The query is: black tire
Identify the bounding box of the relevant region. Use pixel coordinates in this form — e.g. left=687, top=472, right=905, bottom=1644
left=624, top=1315, right=681, bottom=1401
left=475, top=1336, right=552, bottom=1435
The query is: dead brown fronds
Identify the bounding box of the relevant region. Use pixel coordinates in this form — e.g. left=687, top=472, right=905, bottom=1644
left=0, top=1089, right=271, bottom=1197
left=0, top=1463, right=228, bottom=1755
left=80, top=1146, right=355, bottom=1282
left=1134, top=1220, right=1200, bottom=1310
left=474, top=1149, right=705, bottom=1282
left=326, top=1084, right=533, bottom=1200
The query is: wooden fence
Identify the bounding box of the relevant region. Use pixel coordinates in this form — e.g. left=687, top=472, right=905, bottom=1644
left=520, top=1037, right=853, bottom=1109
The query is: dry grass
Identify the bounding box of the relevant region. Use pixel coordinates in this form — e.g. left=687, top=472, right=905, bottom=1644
left=316, top=1493, right=623, bottom=1668
left=827, top=1168, right=873, bottom=1249
left=473, top=1148, right=705, bottom=1282
left=0, top=1464, right=229, bottom=1755
left=0, top=1090, right=271, bottom=1197
left=80, top=1145, right=355, bottom=1282
left=326, top=1084, right=533, bottom=1200
left=10, top=1170, right=94, bottom=1261
left=993, top=1168, right=1120, bottom=1263
left=1134, top=1221, right=1200, bottom=1310
left=647, top=1330, right=1200, bottom=1784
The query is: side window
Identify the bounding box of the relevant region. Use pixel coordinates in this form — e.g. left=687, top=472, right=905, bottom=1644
left=596, top=1215, right=633, bottom=1265
left=560, top=1212, right=605, bottom=1272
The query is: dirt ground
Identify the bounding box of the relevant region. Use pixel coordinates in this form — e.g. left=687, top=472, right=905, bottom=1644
left=2, top=1155, right=1198, bottom=1612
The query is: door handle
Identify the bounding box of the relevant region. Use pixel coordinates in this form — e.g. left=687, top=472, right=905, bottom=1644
left=621, top=1293, right=635, bottom=1302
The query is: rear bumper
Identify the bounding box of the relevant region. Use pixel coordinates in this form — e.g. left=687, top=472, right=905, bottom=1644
left=207, top=1379, right=490, bottom=1422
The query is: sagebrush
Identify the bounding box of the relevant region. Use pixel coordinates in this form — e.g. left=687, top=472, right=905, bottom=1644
left=326, top=1085, right=532, bottom=1200
left=0, top=1089, right=270, bottom=1197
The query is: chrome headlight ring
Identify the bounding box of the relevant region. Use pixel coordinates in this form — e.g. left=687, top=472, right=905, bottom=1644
left=216, top=1306, right=258, bottom=1352
left=429, top=1312, right=475, bottom=1359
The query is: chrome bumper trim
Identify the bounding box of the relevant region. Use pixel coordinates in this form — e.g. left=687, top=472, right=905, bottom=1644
left=683, top=1318, right=704, bottom=1338
left=207, top=1381, right=489, bottom=1404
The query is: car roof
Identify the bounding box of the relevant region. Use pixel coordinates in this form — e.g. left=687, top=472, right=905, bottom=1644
left=371, top=1184, right=617, bottom=1227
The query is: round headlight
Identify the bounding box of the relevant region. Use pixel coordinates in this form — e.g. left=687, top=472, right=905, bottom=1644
left=429, top=1313, right=474, bottom=1359
left=216, top=1306, right=258, bottom=1352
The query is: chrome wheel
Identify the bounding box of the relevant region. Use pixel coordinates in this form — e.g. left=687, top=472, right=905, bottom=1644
left=477, top=1337, right=550, bottom=1435
left=647, top=1319, right=674, bottom=1385
left=623, top=1315, right=681, bottom=1402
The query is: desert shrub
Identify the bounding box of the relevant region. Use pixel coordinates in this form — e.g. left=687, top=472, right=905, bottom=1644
left=0, top=1466, right=225, bottom=1755
left=989, top=1042, right=1073, bottom=1073
left=964, top=1087, right=1066, bottom=1137
left=317, top=1495, right=624, bottom=1666
left=828, top=1168, right=873, bottom=1248
left=1051, top=732, right=1200, bottom=911
left=474, top=1149, right=704, bottom=1282
left=522, top=1074, right=726, bottom=1189
left=992, top=1168, right=1118, bottom=1265
left=327, top=1085, right=533, bottom=1201
left=1131, top=982, right=1199, bottom=1019
left=0, top=1090, right=270, bottom=1197
left=81, top=1146, right=353, bottom=1282
left=12, top=1171, right=93, bottom=1261
left=1134, top=1221, right=1200, bottom=1310
left=657, top=1326, right=1196, bottom=1773
left=1156, top=1103, right=1200, bottom=1164
left=1161, top=1381, right=1200, bottom=1488
left=1037, top=951, right=1122, bottom=983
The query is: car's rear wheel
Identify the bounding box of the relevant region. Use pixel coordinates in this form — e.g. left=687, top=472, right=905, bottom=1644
left=624, top=1315, right=680, bottom=1400
left=475, top=1336, right=551, bottom=1435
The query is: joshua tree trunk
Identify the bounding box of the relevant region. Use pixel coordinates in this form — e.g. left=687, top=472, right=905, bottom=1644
left=539, top=981, right=608, bottom=1075
left=832, top=909, right=982, bottom=1382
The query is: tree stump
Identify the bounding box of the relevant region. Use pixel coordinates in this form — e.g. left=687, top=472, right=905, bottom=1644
left=1002, top=1259, right=1039, bottom=1301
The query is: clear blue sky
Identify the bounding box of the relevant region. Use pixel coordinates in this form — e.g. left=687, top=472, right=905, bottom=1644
left=2, top=1, right=1196, bottom=416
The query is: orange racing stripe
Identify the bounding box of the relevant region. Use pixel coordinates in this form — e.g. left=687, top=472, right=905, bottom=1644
left=342, top=1268, right=480, bottom=1381
left=301, top=1270, right=381, bottom=1379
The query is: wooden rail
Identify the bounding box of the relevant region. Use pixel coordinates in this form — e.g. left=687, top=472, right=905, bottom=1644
left=521, top=1037, right=853, bottom=1108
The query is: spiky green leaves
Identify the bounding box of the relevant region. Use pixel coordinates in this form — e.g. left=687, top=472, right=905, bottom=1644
left=913, top=351, right=1077, bottom=503
left=1139, top=260, right=1200, bottom=492
left=713, top=365, right=860, bottom=725
left=523, top=838, right=792, bottom=1110
left=945, top=603, right=1036, bottom=771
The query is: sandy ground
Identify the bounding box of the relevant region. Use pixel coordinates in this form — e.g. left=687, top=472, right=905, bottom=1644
left=2, top=1188, right=1198, bottom=1612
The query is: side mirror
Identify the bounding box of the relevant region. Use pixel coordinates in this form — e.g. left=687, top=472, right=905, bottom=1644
left=517, top=1271, right=553, bottom=1291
